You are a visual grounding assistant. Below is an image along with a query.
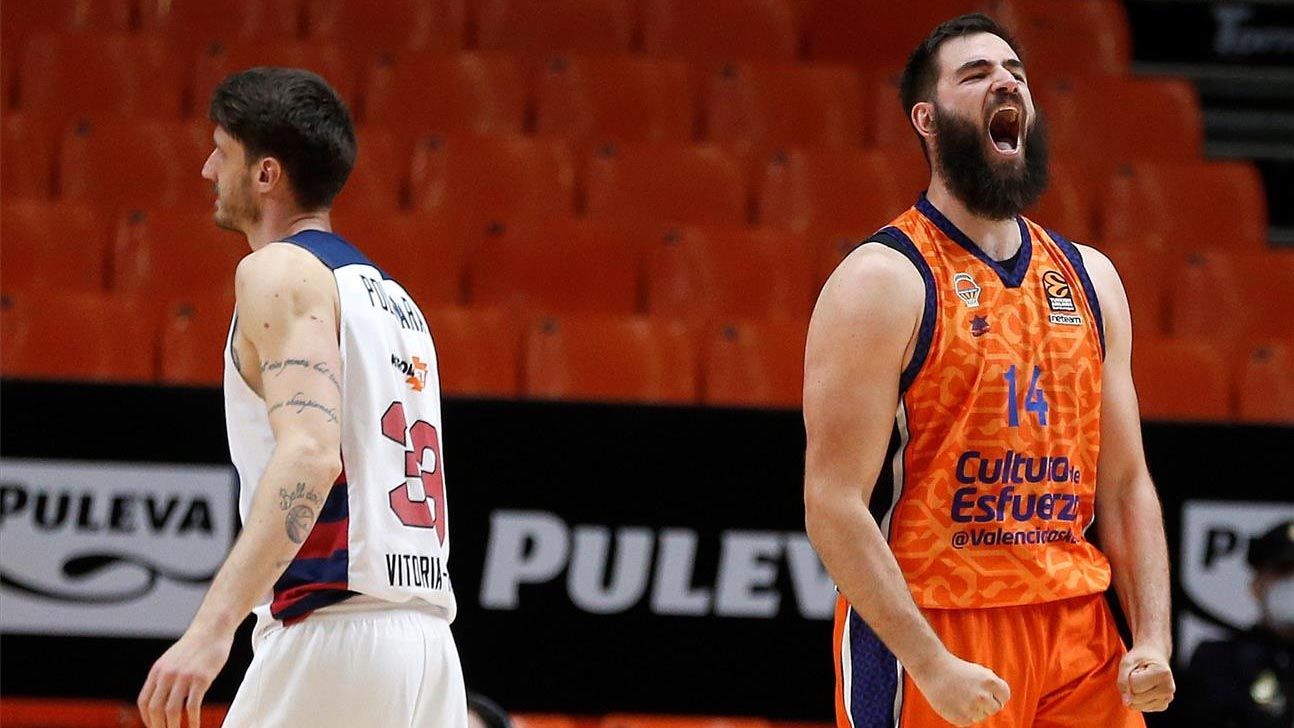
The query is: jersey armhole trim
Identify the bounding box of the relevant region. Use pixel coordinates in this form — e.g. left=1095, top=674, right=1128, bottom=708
left=1046, top=228, right=1106, bottom=359
left=867, top=226, right=937, bottom=395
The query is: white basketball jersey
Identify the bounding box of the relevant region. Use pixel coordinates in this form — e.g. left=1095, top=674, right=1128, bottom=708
left=224, top=230, right=455, bottom=626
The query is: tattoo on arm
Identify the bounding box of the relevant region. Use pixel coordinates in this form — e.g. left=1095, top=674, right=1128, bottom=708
left=258, top=357, right=343, bottom=394
left=267, top=391, right=340, bottom=423
left=277, top=482, right=323, bottom=545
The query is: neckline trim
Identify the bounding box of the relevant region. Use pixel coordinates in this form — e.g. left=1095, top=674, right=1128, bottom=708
left=915, top=193, right=1032, bottom=288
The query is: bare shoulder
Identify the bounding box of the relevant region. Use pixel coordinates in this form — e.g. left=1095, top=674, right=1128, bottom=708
left=1074, top=243, right=1122, bottom=294
left=814, top=241, right=924, bottom=325
left=235, top=242, right=336, bottom=311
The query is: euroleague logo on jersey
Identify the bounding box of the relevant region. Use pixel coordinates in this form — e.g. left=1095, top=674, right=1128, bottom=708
left=1042, top=270, right=1076, bottom=312
left=952, top=273, right=982, bottom=308
left=391, top=354, right=428, bottom=392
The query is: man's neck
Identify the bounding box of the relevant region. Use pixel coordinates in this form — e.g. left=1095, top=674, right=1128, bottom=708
left=244, top=208, right=332, bottom=251
left=926, top=177, right=1022, bottom=262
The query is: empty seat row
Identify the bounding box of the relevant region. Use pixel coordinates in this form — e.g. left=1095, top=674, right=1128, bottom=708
left=2, top=0, right=1130, bottom=73
left=1, top=33, right=1202, bottom=166
left=0, top=114, right=1266, bottom=252
left=0, top=291, right=808, bottom=408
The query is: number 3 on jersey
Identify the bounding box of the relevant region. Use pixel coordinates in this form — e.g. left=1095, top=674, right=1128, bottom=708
left=1004, top=364, right=1049, bottom=427
left=381, top=401, right=446, bottom=545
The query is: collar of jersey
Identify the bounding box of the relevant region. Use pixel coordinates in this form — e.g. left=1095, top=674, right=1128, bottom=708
left=915, top=193, right=1032, bottom=289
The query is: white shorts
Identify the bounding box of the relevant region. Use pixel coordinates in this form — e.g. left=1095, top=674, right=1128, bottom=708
left=223, top=600, right=466, bottom=728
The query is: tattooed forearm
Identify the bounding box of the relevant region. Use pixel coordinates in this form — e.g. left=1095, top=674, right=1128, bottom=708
left=278, top=482, right=322, bottom=511
left=278, top=482, right=322, bottom=544
left=267, top=391, right=340, bottom=423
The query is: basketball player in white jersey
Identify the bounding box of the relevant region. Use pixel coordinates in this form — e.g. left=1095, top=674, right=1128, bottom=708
left=137, top=67, right=466, bottom=728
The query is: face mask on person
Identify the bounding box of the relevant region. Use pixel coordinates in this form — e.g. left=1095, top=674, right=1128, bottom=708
left=1262, top=575, right=1294, bottom=630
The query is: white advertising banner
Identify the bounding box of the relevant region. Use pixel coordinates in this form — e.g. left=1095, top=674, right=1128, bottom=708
left=0, top=459, right=237, bottom=638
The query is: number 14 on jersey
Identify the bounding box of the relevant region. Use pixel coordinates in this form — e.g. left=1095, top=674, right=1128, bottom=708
left=1004, top=364, right=1049, bottom=427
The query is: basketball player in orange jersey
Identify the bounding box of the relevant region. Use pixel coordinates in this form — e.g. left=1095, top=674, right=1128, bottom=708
left=804, top=14, right=1175, bottom=728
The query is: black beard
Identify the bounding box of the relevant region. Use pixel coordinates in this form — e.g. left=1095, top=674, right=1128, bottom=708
left=933, top=103, right=1050, bottom=221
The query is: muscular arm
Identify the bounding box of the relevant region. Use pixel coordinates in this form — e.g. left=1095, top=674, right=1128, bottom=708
left=194, top=243, right=345, bottom=635
left=1081, top=244, right=1175, bottom=711
left=803, top=244, right=946, bottom=671
left=804, top=245, right=1009, bottom=726
left=140, top=243, right=343, bottom=727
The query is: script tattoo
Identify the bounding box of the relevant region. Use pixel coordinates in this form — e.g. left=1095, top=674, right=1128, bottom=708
left=267, top=392, right=339, bottom=423
left=278, top=482, right=321, bottom=544
left=259, top=357, right=342, bottom=394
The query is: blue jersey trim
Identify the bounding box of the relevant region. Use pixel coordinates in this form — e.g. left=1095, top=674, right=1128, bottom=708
left=316, top=482, right=349, bottom=524
left=847, top=608, right=900, bottom=728
left=278, top=229, right=389, bottom=279
left=276, top=552, right=350, bottom=587
left=915, top=193, right=1032, bottom=289
left=869, top=227, right=937, bottom=395
left=1046, top=228, right=1106, bottom=358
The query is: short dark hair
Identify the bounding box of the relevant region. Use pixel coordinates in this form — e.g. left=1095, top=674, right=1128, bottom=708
left=209, top=67, right=356, bottom=211
left=898, top=14, right=1024, bottom=148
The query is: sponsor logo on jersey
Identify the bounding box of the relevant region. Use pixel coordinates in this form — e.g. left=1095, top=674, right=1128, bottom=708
left=1048, top=312, right=1083, bottom=326
left=971, top=314, right=991, bottom=337
left=953, top=272, right=982, bottom=308
left=391, top=354, right=428, bottom=392
left=1042, top=270, right=1077, bottom=312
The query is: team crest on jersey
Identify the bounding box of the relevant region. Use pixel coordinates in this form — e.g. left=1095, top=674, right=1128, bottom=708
left=391, top=354, right=428, bottom=392
left=1042, top=270, right=1077, bottom=312
left=952, top=273, right=982, bottom=308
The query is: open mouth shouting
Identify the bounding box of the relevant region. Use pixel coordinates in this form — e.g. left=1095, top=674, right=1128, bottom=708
left=987, top=105, right=1023, bottom=157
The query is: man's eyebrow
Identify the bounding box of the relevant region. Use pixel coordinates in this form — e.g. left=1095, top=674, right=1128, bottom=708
left=955, top=58, right=1026, bottom=74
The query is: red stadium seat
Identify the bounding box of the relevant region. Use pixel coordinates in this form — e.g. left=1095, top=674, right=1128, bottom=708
left=362, top=52, right=526, bottom=137
left=468, top=218, right=642, bottom=315
left=408, top=135, right=577, bottom=226
left=328, top=211, right=479, bottom=308
left=535, top=56, right=695, bottom=153
left=17, top=33, right=187, bottom=123
left=1, top=199, right=111, bottom=292
left=702, top=319, right=807, bottom=408
left=513, top=716, right=580, bottom=728
left=645, top=226, right=814, bottom=324
left=0, top=289, right=158, bottom=383
left=758, top=147, right=926, bottom=235
left=1100, top=161, right=1268, bottom=255
left=584, top=142, right=748, bottom=227
left=704, top=63, right=865, bottom=156
left=2, top=111, right=56, bottom=197
left=1236, top=342, right=1294, bottom=425
left=332, top=127, right=408, bottom=214
left=1168, top=253, right=1294, bottom=344
left=1025, top=157, right=1097, bottom=244
left=424, top=306, right=523, bottom=397
left=191, top=40, right=360, bottom=115
left=1, top=1, right=133, bottom=63
left=304, top=0, right=466, bottom=56
left=1132, top=337, right=1232, bottom=422
left=1013, top=0, right=1130, bottom=79
left=159, top=291, right=236, bottom=386
left=806, top=0, right=1000, bottom=69
left=1045, top=76, right=1203, bottom=169
left=642, top=0, right=800, bottom=64
left=139, top=0, right=303, bottom=45
left=110, top=208, right=246, bottom=300
left=58, top=118, right=213, bottom=209
left=475, top=0, right=635, bottom=56
left=1103, top=248, right=1169, bottom=338
left=524, top=313, right=697, bottom=404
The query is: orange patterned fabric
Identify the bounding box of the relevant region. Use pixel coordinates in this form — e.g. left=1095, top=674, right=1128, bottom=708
left=876, top=197, right=1111, bottom=609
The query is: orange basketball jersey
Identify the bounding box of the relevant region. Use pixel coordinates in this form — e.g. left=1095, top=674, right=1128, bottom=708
left=869, top=195, right=1112, bottom=609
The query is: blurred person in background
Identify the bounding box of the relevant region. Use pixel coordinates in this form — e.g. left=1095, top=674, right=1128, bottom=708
left=1175, top=520, right=1294, bottom=728
left=804, top=13, right=1174, bottom=728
